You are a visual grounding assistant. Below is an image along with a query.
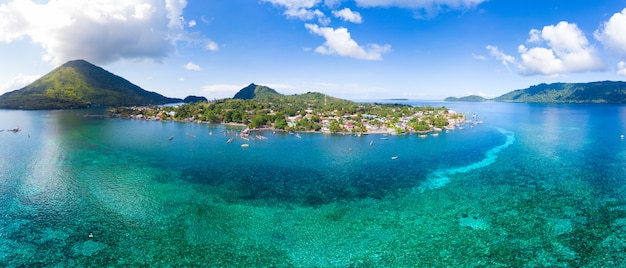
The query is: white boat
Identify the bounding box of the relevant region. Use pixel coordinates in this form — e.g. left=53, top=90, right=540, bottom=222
left=241, top=143, right=249, bottom=148
left=391, top=156, right=398, bottom=160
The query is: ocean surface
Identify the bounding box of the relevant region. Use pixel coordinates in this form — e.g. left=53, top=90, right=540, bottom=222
left=2, top=101, right=626, bottom=266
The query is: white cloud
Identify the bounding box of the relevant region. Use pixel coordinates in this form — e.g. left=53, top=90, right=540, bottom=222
left=305, top=23, right=391, bottom=60
left=262, top=0, right=328, bottom=24
left=517, top=22, right=604, bottom=75
left=487, top=21, right=604, bottom=76
left=206, top=40, right=219, bottom=51
left=0, top=73, right=40, bottom=94
left=486, top=45, right=515, bottom=71
left=471, top=53, right=486, bottom=61
left=184, top=62, right=200, bottom=70
left=0, top=0, right=215, bottom=65
left=165, top=0, right=186, bottom=30
left=332, top=8, right=362, bottom=24
left=595, top=8, right=626, bottom=55
left=188, top=19, right=196, bottom=27
left=618, top=61, right=626, bottom=76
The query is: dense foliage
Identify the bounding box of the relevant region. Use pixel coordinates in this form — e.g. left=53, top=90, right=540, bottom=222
left=233, top=83, right=282, bottom=100
left=109, top=95, right=456, bottom=133
left=446, top=81, right=626, bottom=103
left=444, top=95, right=488, bottom=102
left=0, top=59, right=181, bottom=110
left=493, top=81, right=626, bottom=103
left=109, top=92, right=463, bottom=133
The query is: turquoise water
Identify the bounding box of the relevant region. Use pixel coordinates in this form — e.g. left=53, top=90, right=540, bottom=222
left=2, top=102, right=626, bottom=266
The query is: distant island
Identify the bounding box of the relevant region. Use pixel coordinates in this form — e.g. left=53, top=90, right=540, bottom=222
left=444, top=95, right=488, bottom=102
left=108, top=83, right=470, bottom=135
left=446, top=81, right=626, bottom=103
left=0, top=59, right=183, bottom=109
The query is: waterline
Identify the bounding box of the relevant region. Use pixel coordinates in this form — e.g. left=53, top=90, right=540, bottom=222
left=417, top=127, right=515, bottom=191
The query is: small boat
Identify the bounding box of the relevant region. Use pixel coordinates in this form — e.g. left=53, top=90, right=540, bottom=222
left=295, top=133, right=301, bottom=139
left=186, top=133, right=196, bottom=138
left=9, top=127, right=21, bottom=133
left=168, top=136, right=174, bottom=141
left=431, top=133, right=439, bottom=137
left=226, top=137, right=234, bottom=143
left=241, top=143, right=249, bottom=148
left=369, top=140, right=374, bottom=146
left=391, top=156, right=398, bottom=160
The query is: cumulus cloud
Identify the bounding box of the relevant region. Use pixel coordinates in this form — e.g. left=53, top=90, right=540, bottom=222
left=487, top=21, right=604, bottom=76
left=518, top=22, right=604, bottom=75
left=595, top=8, right=626, bottom=56
left=188, top=19, right=196, bottom=27
left=333, top=8, right=362, bottom=23
left=0, top=73, right=40, bottom=94
left=305, top=23, right=391, bottom=60
left=184, top=62, right=200, bottom=70
left=0, top=0, right=217, bottom=65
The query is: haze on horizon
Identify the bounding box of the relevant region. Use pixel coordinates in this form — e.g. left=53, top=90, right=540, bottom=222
left=1, top=0, right=626, bottom=100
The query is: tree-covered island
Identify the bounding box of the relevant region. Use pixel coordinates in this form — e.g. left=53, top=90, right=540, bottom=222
left=107, top=85, right=469, bottom=135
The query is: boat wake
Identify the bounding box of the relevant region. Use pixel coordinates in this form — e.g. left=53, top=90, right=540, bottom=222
left=416, top=128, right=515, bottom=192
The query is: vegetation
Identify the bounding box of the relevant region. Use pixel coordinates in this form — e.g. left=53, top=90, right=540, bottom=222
left=183, top=95, right=208, bottom=103
left=108, top=85, right=464, bottom=134
left=0, top=59, right=181, bottom=110
left=446, top=81, right=626, bottom=103
left=444, top=95, right=488, bottom=102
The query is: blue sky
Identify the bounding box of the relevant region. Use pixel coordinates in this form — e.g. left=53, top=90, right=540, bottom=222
left=1, top=0, right=626, bottom=100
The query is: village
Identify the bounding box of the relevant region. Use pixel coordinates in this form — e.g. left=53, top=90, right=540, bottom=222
left=108, top=98, right=479, bottom=136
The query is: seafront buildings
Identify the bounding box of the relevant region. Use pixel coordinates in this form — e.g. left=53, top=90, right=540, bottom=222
left=109, top=101, right=471, bottom=135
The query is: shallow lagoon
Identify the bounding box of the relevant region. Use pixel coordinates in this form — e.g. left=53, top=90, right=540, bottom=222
left=2, top=102, right=626, bottom=266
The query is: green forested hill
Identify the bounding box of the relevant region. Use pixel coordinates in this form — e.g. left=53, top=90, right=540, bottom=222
left=233, top=83, right=282, bottom=100
left=493, top=81, right=626, bottom=103
left=0, top=59, right=181, bottom=109
left=232, top=84, right=354, bottom=108
left=444, top=95, right=488, bottom=102
left=445, top=81, right=626, bottom=103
